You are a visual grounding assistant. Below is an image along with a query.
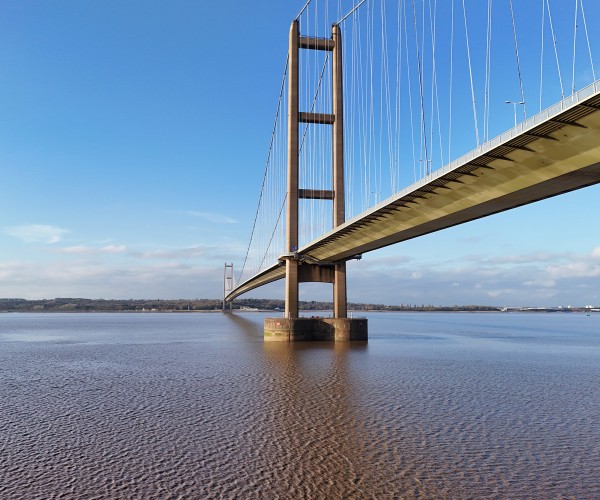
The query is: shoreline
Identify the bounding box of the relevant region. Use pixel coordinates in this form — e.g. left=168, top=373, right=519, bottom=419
left=2, top=298, right=597, bottom=314
left=1, top=309, right=597, bottom=314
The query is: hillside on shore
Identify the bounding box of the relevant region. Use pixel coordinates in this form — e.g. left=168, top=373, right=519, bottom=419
left=0, top=297, right=500, bottom=313
left=2, top=297, right=593, bottom=313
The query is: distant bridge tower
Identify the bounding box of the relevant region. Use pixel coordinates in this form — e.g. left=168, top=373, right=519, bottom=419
left=223, top=262, right=234, bottom=311
left=264, top=21, right=367, bottom=341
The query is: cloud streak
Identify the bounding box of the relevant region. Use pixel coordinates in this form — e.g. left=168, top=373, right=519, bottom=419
left=0, top=260, right=221, bottom=300
left=341, top=246, right=600, bottom=306
left=137, top=246, right=205, bottom=259
left=55, top=244, right=128, bottom=255
left=5, top=224, right=69, bottom=244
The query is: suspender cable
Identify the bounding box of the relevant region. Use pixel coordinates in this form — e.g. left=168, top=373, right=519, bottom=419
left=580, top=0, right=596, bottom=82
left=546, top=0, right=564, bottom=99
left=299, top=54, right=330, bottom=153
left=484, top=0, right=493, bottom=142
left=368, top=1, right=377, bottom=203
left=509, top=0, right=526, bottom=120
left=420, top=0, right=427, bottom=177
left=448, top=0, right=455, bottom=162
left=381, top=0, right=394, bottom=196
left=539, top=0, right=545, bottom=112
left=411, top=0, right=430, bottom=175
left=571, top=0, right=578, bottom=95
left=393, top=0, right=402, bottom=193
left=258, top=195, right=287, bottom=271
left=403, top=0, right=417, bottom=182
left=462, top=0, right=480, bottom=145
left=429, top=0, right=444, bottom=168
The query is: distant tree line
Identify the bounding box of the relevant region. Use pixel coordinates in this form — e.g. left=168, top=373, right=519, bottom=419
left=0, top=298, right=222, bottom=312
left=0, top=297, right=502, bottom=313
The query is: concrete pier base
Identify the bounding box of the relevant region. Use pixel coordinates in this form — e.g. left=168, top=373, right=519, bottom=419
left=264, top=317, right=368, bottom=342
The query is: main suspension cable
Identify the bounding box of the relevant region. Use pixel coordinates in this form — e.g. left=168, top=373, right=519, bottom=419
left=337, top=0, right=366, bottom=25
left=239, top=59, right=288, bottom=281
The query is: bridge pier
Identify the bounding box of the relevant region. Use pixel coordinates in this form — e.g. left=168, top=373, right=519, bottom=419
left=264, top=317, right=368, bottom=342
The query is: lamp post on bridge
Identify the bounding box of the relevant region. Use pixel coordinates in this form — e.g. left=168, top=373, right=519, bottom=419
left=505, top=100, right=525, bottom=127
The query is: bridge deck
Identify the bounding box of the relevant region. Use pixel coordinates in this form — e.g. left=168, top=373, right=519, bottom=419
left=227, top=82, right=600, bottom=301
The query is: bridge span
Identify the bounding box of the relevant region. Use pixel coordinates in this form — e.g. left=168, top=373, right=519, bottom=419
left=227, top=82, right=600, bottom=302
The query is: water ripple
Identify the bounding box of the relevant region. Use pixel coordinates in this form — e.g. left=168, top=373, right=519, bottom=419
left=1, top=312, right=599, bottom=498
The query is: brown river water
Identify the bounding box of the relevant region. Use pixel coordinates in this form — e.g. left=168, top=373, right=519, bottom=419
left=1, top=311, right=599, bottom=498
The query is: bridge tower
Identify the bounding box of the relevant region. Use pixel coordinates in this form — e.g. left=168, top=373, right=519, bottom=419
left=223, top=262, right=234, bottom=311
left=264, top=20, right=367, bottom=342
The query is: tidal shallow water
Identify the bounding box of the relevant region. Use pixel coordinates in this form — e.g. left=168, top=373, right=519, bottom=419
left=1, top=311, right=599, bottom=498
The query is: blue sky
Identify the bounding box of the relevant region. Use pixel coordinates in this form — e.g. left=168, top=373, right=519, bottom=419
left=1, top=1, right=599, bottom=307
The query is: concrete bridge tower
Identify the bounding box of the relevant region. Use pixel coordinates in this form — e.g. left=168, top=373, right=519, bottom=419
left=264, top=21, right=368, bottom=342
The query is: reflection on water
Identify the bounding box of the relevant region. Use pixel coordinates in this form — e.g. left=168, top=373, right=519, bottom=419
left=1, top=312, right=599, bottom=498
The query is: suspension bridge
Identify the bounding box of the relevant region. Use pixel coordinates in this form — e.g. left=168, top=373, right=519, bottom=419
left=224, top=0, right=600, bottom=341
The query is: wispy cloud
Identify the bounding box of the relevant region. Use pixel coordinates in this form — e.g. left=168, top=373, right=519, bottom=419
left=546, top=261, right=600, bottom=279
left=138, top=246, right=205, bottom=259
left=5, top=224, right=69, bottom=244
left=102, top=244, right=127, bottom=253
left=354, top=254, right=412, bottom=269
left=171, top=210, right=237, bottom=224
left=52, top=240, right=243, bottom=263
left=55, top=244, right=128, bottom=255
left=344, top=245, right=600, bottom=306
left=484, top=252, right=564, bottom=265
left=0, top=260, right=221, bottom=300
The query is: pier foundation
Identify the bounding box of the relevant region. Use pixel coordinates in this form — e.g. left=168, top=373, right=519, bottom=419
left=264, top=317, right=368, bottom=342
